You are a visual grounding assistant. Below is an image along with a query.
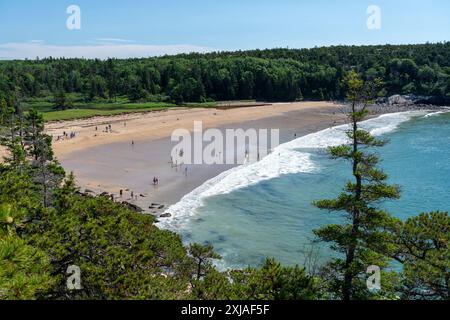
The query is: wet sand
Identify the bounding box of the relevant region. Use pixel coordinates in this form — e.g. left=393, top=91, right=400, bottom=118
left=56, top=102, right=348, bottom=214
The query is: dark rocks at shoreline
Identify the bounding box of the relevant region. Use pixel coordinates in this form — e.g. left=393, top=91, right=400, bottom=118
left=76, top=191, right=95, bottom=198
left=122, top=201, right=144, bottom=213
left=369, top=102, right=445, bottom=115
left=376, top=94, right=450, bottom=107
left=338, top=94, right=449, bottom=115
left=150, top=203, right=165, bottom=210
left=380, top=94, right=448, bottom=109
left=160, top=213, right=172, bottom=218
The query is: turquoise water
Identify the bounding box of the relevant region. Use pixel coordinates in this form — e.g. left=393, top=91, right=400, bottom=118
left=162, top=111, right=450, bottom=269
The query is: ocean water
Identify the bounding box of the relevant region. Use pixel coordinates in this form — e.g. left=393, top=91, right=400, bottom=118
left=159, top=110, right=450, bottom=269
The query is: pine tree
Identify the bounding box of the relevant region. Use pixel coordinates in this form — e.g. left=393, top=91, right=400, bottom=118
left=53, top=90, right=73, bottom=110
left=189, top=243, right=221, bottom=281
left=313, top=71, right=400, bottom=300
left=24, top=109, right=65, bottom=207
left=389, top=212, right=449, bottom=300
left=0, top=95, right=27, bottom=172
left=0, top=205, right=55, bottom=300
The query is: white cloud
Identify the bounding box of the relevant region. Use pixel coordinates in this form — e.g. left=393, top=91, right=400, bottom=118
left=94, top=38, right=134, bottom=44
left=0, top=42, right=214, bottom=60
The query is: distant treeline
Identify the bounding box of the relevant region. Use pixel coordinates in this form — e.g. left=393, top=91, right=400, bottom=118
left=1, top=43, right=450, bottom=104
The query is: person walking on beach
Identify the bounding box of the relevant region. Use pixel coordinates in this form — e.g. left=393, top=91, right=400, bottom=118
left=120, top=189, right=123, bottom=197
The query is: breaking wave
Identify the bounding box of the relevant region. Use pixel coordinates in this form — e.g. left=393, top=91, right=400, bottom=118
left=157, top=111, right=426, bottom=231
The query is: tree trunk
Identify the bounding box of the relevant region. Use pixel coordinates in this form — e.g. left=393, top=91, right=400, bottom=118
left=343, top=101, right=362, bottom=300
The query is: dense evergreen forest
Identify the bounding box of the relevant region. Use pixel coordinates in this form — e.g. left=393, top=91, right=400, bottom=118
left=1, top=43, right=450, bottom=105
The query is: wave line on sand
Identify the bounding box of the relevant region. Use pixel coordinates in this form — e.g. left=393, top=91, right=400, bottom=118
left=157, top=111, right=427, bottom=231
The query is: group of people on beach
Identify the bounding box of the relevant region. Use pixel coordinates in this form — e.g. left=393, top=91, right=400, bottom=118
left=114, top=175, right=160, bottom=204
left=244, top=149, right=261, bottom=163
left=93, top=123, right=115, bottom=133
left=55, top=131, right=76, bottom=141
left=170, top=154, right=189, bottom=177
left=119, top=189, right=139, bottom=201
left=105, top=124, right=113, bottom=133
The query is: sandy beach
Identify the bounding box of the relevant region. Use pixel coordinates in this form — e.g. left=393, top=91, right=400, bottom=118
left=47, top=102, right=342, bottom=156
left=46, top=101, right=349, bottom=214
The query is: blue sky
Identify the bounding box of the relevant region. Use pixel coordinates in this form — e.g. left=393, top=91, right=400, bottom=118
left=0, top=0, right=449, bottom=59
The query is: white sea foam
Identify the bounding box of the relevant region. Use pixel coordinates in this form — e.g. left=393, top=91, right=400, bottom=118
left=423, top=108, right=450, bottom=118
left=157, top=111, right=426, bottom=231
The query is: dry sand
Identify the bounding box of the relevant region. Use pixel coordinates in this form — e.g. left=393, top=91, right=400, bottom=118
left=47, top=102, right=341, bottom=158
left=49, top=102, right=348, bottom=215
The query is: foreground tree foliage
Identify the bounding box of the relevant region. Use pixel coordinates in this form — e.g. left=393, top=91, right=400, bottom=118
left=29, top=182, right=193, bottom=299
left=191, top=258, right=321, bottom=300
left=0, top=204, right=55, bottom=299
left=388, top=212, right=450, bottom=300
left=228, top=259, right=322, bottom=300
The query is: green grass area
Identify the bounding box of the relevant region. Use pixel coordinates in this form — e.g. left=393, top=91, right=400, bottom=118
left=42, top=106, right=174, bottom=122
left=22, top=96, right=177, bottom=121
left=180, top=101, right=218, bottom=108
left=21, top=96, right=258, bottom=121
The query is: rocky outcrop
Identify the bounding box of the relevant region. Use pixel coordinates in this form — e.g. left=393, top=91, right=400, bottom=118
left=388, top=94, right=409, bottom=105
left=370, top=94, right=447, bottom=114
left=376, top=94, right=450, bottom=107
left=122, top=201, right=144, bottom=213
